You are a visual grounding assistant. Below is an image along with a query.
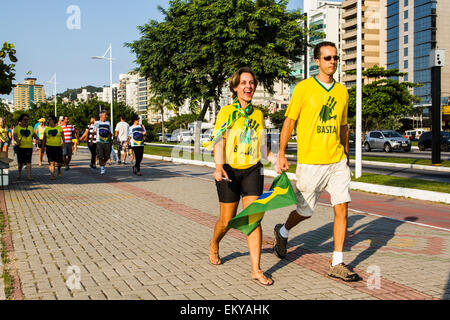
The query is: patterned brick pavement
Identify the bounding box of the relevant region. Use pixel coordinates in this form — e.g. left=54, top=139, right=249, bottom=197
left=1, top=149, right=449, bottom=300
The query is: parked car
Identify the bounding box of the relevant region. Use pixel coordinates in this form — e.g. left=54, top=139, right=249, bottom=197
left=417, top=131, right=450, bottom=152
left=157, top=133, right=172, bottom=142
left=200, top=133, right=212, bottom=144
left=349, top=133, right=355, bottom=148
left=177, top=131, right=193, bottom=143
left=364, top=130, right=411, bottom=152
left=404, top=128, right=429, bottom=141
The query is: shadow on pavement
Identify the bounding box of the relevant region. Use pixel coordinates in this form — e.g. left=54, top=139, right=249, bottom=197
left=264, top=215, right=418, bottom=277
left=444, top=273, right=450, bottom=300
left=345, top=216, right=417, bottom=268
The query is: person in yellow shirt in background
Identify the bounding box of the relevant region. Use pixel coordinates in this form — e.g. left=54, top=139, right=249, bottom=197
left=0, top=117, right=11, bottom=153
left=34, top=118, right=47, bottom=167
left=13, top=114, right=38, bottom=180
left=208, top=67, right=277, bottom=286
left=43, top=115, right=64, bottom=180
left=273, top=41, right=360, bottom=282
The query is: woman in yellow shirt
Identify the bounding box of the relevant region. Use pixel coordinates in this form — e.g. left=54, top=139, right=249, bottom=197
left=209, top=67, right=277, bottom=286
left=13, top=114, right=38, bottom=180
left=34, top=118, right=47, bottom=166
left=0, top=117, right=11, bottom=153
left=43, top=115, right=64, bottom=180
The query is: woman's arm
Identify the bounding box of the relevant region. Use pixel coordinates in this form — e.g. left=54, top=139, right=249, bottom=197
left=213, top=137, right=229, bottom=182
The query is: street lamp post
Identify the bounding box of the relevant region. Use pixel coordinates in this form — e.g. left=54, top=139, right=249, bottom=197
left=92, top=43, right=114, bottom=129
left=355, top=0, right=363, bottom=179
left=45, top=73, right=57, bottom=117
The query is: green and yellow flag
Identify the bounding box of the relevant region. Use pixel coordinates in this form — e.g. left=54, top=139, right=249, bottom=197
left=227, top=172, right=297, bottom=236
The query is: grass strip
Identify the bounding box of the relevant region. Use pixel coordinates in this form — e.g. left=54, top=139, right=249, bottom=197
left=0, top=211, right=13, bottom=299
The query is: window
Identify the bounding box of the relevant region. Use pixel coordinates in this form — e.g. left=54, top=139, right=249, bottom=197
left=404, top=10, right=408, bottom=19
left=404, top=22, right=408, bottom=32
left=404, top=60, right=408, bottom=69
left=404, top=35, right=408, bottom=44
left=404, top=47, right=408, bottom=57
left=404, top=0, right=408, bottom=6
left=404, top=74, right=408, bottom=82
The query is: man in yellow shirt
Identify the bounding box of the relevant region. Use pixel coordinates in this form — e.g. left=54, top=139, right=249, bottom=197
left=273, top=41, right=360, bottom=282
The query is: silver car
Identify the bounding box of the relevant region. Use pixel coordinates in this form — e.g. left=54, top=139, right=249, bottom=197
left=364, top=130, right=411, bottom=152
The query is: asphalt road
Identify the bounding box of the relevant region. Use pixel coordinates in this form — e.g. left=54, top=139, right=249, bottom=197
left=147, top=143, right=449, bottom=183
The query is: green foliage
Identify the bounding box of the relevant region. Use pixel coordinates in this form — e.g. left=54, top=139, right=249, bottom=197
left=59, top=86, right=104, bottom=100
left=126, top=0, right=307, bottom=124
left=165, top=113, right=199, bottom=133
left=347, top=66, right=422, bottom=131
left=5, top=99, right=138, bottom=134
left=0, top=42, right=18, bottom=95
left=268, top=109, right=285, bottom=130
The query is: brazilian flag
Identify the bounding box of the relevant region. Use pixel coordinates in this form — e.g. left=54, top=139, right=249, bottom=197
left=227, top=172, right=297, bottom=236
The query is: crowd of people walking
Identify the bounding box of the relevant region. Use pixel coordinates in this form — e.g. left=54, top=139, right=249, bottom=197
left=2, top=111, right=146, bottom=180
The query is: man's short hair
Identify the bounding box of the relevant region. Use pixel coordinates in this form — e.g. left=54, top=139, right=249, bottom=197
left=313, top=41, right=337, bottom=60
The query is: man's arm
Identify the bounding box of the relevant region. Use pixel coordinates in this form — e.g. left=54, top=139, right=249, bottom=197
left=277, top=118, right=297, bottom=173
left=340, top=124, right=349, bottom=165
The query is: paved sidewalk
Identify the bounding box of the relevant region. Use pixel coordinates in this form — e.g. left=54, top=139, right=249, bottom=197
left=0, top=149, right=449, bottom=300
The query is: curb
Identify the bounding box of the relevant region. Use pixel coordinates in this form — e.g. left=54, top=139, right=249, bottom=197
left=142, top=154, right=450, bottom=204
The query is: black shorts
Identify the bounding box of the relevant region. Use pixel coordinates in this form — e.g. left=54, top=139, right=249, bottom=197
left=37, top=140, right=44, bottom=149
left=215, top=162, right=264, bottom=203
left=17, top=148, right=32, bottom=165
left=46, top=146, right=63, bottom=164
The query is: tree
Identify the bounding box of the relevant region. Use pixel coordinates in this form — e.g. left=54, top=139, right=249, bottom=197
left=0, top=42, right=18, bottom=95
left=126, top=0, right=307, bottom=154
left=148, top=94, right=179, bottom=142
left=347, top=66, right=422, bottom=132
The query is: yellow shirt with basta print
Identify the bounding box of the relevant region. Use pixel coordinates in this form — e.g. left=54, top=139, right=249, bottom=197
left=213, top=104, right=265, bottom=170
left=44, top=126, right=64, bottom=147
left=285, top=76, right=348, bottom=165
left=13, top=125, right=34, bottom=149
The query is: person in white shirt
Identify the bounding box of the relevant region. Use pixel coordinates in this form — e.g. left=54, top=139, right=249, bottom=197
left=115, top=116, right=130, bottom=164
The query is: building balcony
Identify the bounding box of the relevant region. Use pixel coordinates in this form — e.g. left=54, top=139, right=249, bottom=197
left=342, top=7, right=357, bottom=19
left=342, top=0, right=357, bottom=9
left=342, top=41, right=357, bottom=51
left=342, top=63, right=356, bottom=72
left=343, top=52, right=357, bottom=60
left=342, top=29, right=357, bottom=40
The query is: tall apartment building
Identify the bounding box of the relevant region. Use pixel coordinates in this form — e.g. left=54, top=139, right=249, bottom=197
left=290, top=0, right=343, bottom=96
left=13, top=78, right=46, bottom=111
left=117, top=72, right=139, bottom=112
left=341, top=0, right=387, bottom=87
left=387, top=0, right=450, bottom=112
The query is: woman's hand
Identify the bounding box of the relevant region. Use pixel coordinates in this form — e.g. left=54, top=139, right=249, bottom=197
left=214, top=165, right=229, bottom=182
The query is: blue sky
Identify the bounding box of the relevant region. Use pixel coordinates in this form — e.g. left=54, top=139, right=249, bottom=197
left=1, top=0, right=303, bottom=100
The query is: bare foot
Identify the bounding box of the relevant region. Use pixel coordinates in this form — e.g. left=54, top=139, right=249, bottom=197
left=251, top=270, right=273, bottom=286
left=209, top=242, right=221, bottom=265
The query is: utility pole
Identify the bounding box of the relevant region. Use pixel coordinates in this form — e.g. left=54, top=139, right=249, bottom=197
left=430, top=49, right=445, bottom=164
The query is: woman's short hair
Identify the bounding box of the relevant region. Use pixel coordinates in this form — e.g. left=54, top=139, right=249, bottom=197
left=229, top=67, right=258, bottom=99
left=48, top=115, right=57, bottom=123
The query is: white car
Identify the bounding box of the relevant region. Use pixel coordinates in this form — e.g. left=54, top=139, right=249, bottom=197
left=177, top=131, right=193, bottom=143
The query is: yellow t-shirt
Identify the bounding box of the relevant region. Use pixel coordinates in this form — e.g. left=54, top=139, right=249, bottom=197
left=212, top=104, right=265, bottom=169
left=44, top=126, right=64, bottom=147
left=37, top=125, right=46, bottom=140
left=0, top=127, right=9, bottom=142
left=285, top=76, right=348, bottom=164
left=13, top=125, right=34, bottom=149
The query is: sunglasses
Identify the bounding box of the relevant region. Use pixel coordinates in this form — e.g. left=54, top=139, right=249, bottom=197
left=322, top=55, right=339, bottom=61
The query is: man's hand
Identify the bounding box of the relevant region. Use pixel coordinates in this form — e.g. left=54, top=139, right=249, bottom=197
left=277, top=154, right=290, bottom=173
